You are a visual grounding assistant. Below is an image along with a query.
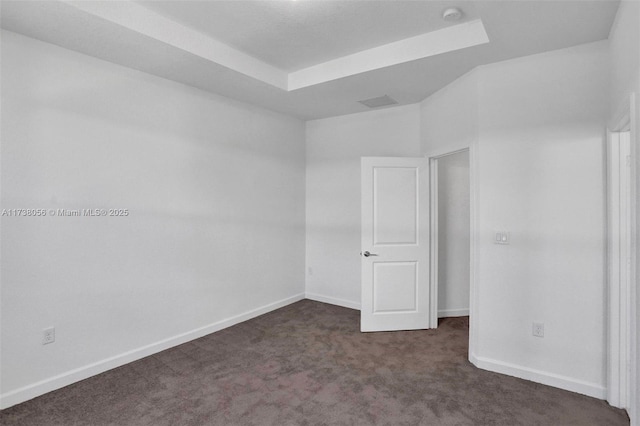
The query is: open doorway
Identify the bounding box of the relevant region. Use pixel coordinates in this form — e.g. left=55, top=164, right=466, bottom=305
left=433, top=150, right=471, bottom=321
left=359, top=150, right=474, bottom=337
left=429, top=148, right=471, bottom=338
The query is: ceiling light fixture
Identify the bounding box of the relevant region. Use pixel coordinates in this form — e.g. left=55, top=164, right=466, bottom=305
left=442, top=7, right=463, bottom=22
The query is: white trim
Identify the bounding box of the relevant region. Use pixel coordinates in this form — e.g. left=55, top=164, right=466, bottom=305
left=607, top=129, right=625, bottom=408
left=607, top=92, right=637, bottom=414
left=429, top=158, right=439, bottom=328
left=468, top=141, right=479, bottom=366
left=438, top=308, right=469, bottom=318
left=470, top=354, right=607, bottom=400
left=629, top=92, right=639, bottom=426
left=305, top=292, right=361, bottom=311
left=0, top=293, right=305, bottom=410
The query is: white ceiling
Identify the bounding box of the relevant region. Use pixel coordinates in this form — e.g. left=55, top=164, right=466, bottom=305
left=137, top=1, right=481, bottom=72
left=1, top=1, right=620, bottom=120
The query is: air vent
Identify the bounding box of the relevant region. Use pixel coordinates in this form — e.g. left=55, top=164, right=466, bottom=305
left=358, top=95, right=398, bottom=109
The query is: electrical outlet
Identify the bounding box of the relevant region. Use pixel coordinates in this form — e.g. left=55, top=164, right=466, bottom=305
left=43, top=327, right=55, bottom=345
left=532, top=322, right=544, bottom=338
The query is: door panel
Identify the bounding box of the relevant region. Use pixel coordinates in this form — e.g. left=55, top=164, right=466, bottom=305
left=373, top=261, right=417, bottom=312
left=361, top=157, right=430, bottom=332
left=374, top=167, right=418, bottom=245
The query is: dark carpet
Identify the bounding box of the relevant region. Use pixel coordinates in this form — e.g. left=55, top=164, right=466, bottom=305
left=0, top=300, right=629, bottom=425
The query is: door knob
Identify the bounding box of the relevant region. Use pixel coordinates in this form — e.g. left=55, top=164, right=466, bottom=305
left=362, top=251, right=378, bottom=257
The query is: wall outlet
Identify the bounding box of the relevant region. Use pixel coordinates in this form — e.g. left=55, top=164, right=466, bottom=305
left=532, top=322, right=544, bottom=338
left=43, top=327, right=55, bottom=345
left=308, top=266, right=313, bottom=276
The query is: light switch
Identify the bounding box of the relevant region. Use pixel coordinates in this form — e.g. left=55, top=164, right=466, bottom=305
left=494, top=231, right=510, bottom=245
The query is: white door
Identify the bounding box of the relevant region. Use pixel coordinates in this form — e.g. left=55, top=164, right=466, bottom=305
left=361, top=157, right=430, bottom=332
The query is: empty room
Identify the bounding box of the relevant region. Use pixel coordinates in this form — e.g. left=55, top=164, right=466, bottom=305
left=1, top=0, right=639, bottom=425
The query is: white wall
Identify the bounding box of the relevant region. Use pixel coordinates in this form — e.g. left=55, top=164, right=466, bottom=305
left=0, top=31, right=306, bottom=408
left=421, top=41, right=610, bottom=398
left=1, top=9, right=630, bottom=415
left=305, top=105, right=420, bottom=308
left=475, top=41, right=609, bottom=398
left=420, top=69, right=478, bottom=157
left=609, top=2, right=640, bottom=424
left=609, top=0, right=640, bottom=122
left=437, top=151, right=470, bottom=318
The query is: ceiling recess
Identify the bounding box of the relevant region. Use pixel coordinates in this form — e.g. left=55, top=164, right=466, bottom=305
left=358, top=95, right=399, bottom=109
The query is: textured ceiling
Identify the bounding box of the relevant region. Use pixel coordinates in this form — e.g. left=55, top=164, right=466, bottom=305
left=1, top=1, right=621, bottom=120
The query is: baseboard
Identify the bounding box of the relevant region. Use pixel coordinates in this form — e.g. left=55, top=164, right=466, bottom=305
left=438, top=308, right=469, bottom=318
left=305, top=292, right=361, bottom=310
left=469, top=353, right=606, bottom=400
left=0, top=293, right=305, bottom=410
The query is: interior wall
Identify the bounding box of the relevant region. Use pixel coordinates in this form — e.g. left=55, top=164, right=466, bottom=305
left=1, top=7, right=632, bottom=415
left=0, top=31, right=306, bottom=407
left=476, top=40, right=609, bottom=398
left=609, top=0, right=640, bottom=122
left=421, top=41, right=609, bottom=398
left=608, top=1, right=640, bottom=423
left=420, top=69, right=478, bottom=156
left=437, top=151, right=470, bottom=318
left=305, top=105, right=421, bottom=308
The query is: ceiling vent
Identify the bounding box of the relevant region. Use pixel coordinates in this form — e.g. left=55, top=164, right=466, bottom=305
left=358, top=95, right=398, bottom=109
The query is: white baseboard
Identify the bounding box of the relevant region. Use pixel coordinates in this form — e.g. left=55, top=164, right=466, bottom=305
left=305, top=292, right=361, bottom=310
left=438, top=308, right=469, bottom=318
left=0, top=293, right=305, bottom=410
left=469, top=353, right=606, bottom=400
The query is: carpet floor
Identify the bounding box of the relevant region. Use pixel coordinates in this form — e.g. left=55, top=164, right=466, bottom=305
left=0, top=300, right=629, bottom=425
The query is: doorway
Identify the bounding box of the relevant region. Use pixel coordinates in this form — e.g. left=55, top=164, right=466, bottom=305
left=432, top=150, right=471, bottom=320
left=359, top=148, right=477, bottom=355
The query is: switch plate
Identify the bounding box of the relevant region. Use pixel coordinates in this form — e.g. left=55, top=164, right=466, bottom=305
left=494, top=231, right=510, bottom=245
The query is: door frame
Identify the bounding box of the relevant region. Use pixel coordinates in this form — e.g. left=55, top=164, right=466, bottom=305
left=607, top=126, right=632, bottom=409
left=607, top=92, right=637, bottom=413
left=425, top=144, right=478, bottom=359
